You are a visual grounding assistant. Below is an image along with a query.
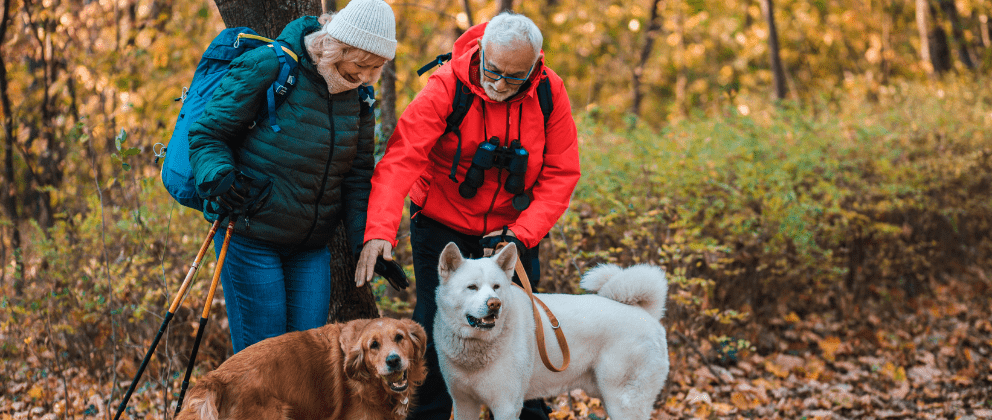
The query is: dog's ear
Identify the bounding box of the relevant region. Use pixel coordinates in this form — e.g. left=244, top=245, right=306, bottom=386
left=345, top=344, right=370, bottom=379
left=493, top=242, right=518, bottom=275
left=339, top=318, right=373, bottom=354
left=340, top=319, right=374, bottom=379
left=402, top=319, right=428, bottom=360
left=438, top=242, right=464, bottom=284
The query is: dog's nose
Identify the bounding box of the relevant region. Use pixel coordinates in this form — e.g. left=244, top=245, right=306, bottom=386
left=486, top=297, right=501, bottom=312
left=386, top=353, right=402, bottom=369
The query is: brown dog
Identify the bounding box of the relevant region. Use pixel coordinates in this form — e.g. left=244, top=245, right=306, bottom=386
left=175, top=317, right=427, bottom=420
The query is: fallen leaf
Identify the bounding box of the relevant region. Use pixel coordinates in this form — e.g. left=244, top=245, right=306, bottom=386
left=684, top=387, right=712, bottom=405
left=818, top=336, right=843, bottom=361
left=712, top=402, right=736, bottom=415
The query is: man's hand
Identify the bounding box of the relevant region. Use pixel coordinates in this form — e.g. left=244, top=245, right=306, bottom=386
left=356, top=239, right=392, bottom=287
left=480, top=228, right=517, bottom=257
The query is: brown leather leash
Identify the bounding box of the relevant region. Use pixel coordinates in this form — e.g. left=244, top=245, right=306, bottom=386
left=496, top=242, right=570, bottom=372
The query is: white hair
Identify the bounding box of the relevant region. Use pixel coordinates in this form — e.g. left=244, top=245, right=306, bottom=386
left=480, top=11, right=543, bottom=63
left=305, top=13, right=387, bottom=84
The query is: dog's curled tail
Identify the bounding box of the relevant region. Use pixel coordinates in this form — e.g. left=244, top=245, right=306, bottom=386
left=580, top=264, right=668, bottom=320
left=174, top=379, right=222, bottom=420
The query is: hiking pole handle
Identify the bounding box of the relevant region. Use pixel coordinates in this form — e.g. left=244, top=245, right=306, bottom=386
left=175, top=220, right=234, bottom=416
left=169, top=220, right=223, bottom=313
left=113, top=220, right=222, bottom=420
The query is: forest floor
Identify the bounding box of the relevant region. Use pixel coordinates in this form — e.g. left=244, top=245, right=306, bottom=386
left=2, top=269, right=991, bottom=420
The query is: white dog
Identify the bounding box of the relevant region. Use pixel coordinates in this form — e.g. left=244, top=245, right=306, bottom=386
left=433, top=242, right=670, bottom=420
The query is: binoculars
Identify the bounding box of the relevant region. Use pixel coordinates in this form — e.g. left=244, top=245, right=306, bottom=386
left=458, top=137, right=531, bottom=211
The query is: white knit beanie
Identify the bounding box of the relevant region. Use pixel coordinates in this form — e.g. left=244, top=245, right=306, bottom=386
left=326, top=0, right=397, bottom=60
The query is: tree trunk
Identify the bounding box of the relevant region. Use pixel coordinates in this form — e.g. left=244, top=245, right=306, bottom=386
left=461, top=0, right=475, bottom=27
left=380, top=60, right=398, bottom=143
left=674, top=6, right=687, bottom=117
left=327, top=226, right=379, bottom=322
left=916, top=0, right=934, bottom=74
left=21, top=5, right=57, bottom=231
left=759, top=0, right=787, bottom=101
left=0, top=0, right=22, bottom=294
left=937, top=0, right=976, bottom=70
left=980, top=14, right=990, bottom=49
left=214, top=0, right=321, bottom=39
left=214, top=0, right=379, bottom=323
left=920, top=0, right=952, bottom=74
left=498, top=0, right=513, bottom=13
left=630, top=0, right=664, bottom=118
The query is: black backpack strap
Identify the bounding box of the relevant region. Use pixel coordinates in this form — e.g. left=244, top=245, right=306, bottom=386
left=446, top=79, right=475, bottom=182
left=418, top=52, right=453, bottom=76
left=537, top=73, right=553, bottom=126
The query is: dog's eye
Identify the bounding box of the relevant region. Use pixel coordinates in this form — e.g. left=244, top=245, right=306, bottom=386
left=395, top=333, right=403, bottom=342
left=468, top=285, right=478, bottom=290
left=370, top=340, right=380, bottom=350
left=493, top=284, right=500, bottom=290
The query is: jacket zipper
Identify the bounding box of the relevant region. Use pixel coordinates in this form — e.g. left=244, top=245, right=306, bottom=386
left=481, top=102, right=514, bottom=234
left=295, top=94, right=336, bottom=249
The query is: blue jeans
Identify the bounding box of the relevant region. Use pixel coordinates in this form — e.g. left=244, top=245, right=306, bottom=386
left=212, top=231, right=331, bottom=353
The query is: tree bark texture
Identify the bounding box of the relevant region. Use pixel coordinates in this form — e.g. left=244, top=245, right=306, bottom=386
left=327, top=225, right=379, bottom=322
left=759, top=0, right=787, bottom=101
left=380, top=60, right=398, bottom=144
left=215, top=0, right=321, bottom=39
left=631, top=0, right=664, bottom=117
left=214, top=0, right=379, bottom=323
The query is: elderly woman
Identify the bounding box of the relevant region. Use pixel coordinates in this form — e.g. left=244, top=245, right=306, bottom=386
left=187, top=0, right=396, bottom=353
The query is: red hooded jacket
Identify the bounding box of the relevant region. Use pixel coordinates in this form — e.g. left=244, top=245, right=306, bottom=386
left=364, top=23, right=581, bottom=249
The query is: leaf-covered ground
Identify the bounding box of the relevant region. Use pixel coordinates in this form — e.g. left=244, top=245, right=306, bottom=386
left=3, top=272, right=990, bottom=420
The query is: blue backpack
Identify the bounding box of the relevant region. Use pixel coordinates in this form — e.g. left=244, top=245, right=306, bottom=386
left=160, top=27, right=299, bottom=211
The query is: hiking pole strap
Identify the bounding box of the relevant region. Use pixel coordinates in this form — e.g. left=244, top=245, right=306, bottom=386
left=175, top=220, right=234, bottom=415
left=496, top=242, right=570, bottom=372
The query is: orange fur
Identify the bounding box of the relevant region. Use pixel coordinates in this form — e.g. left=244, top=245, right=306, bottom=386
left=175, top=318, right=427, bottom=420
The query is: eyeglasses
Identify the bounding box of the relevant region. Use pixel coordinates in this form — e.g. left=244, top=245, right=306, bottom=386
left=480, top=49, right=534, bottom=86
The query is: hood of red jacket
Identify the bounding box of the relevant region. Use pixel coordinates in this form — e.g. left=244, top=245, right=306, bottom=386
left=450, top=22, right=546, bottom=103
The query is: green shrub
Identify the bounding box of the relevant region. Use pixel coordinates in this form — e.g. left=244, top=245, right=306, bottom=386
left=542, top=76, right=992, bottom=351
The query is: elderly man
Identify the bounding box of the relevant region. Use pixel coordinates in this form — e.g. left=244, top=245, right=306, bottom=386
left=356, top=11, right=581, bottom=420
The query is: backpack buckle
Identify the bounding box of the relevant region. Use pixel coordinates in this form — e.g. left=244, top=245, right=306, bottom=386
left=275, top=84, right=288, bottom=95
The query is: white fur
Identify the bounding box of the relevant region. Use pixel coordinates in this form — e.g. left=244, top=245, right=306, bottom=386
left=433, top=243, right=670, bottom=420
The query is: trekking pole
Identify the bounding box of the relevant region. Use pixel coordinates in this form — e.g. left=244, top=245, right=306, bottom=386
left=175, top=219, right=235, bottom=416
left=113, top=219, right=223, bottom=420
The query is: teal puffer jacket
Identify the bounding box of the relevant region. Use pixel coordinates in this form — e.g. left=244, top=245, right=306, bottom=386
left=188, top=16, right=373, bottom=253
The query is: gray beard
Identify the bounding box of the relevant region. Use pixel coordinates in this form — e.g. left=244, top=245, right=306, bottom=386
left=480, top=73, right=516, bottom=102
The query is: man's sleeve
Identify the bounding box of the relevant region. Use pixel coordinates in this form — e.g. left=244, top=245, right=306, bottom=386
left=509, top=74, right=581, bottom=249
left=364, top=75, right=454, bottom=247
